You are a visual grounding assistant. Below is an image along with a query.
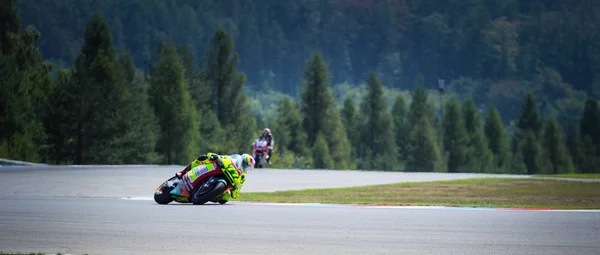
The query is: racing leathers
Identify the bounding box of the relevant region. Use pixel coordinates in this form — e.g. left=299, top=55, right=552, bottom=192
left=259, top=131, right=274, bottom=164
left=175, top=152, right=246, bottom=202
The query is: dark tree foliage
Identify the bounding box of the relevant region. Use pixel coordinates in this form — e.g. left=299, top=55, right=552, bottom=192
left=301, top=51, right=336, bottom=146
left=200, top=28, right=247, bottom=127
left=484, top=106, right=511, bottom=171
left=341, top=96, right=359, bottom=158
left=148, top=40, right=199, bottom=165
left=391, top=93, right=409, bottom=163
left=517, top=130, right=549, bottom=175
left=14, top=0, right=599, bottom=96
left=543, top=116, right=574, bottom=174
left=516, top=92, right=542, bottom=137
left=580, top=99, right=600, bottom=148
left=442, top=97, right=469, bottom=172
left=3, top=0, right=599, bottom=175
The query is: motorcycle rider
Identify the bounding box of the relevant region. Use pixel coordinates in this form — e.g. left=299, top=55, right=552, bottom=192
left=256, top=128, right=274, bottom=164
left=175, top=152, right=255, bottom=203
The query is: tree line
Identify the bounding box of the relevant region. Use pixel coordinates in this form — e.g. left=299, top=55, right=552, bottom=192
left=292, top=53, right=599, bottom=174
left=1, top=2, right=254, bottom=165
left=14, top=0, right=600, bottom=95
left=13, top=0, right=599, bottom=146
left=2, top=0, right=599, bottom=174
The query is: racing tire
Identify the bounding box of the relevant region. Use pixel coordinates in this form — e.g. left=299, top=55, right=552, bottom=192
left=154, top=185, right=174, bottom=205
left=218, top=200, right=228, bottom=204
left=192, top=181, right=227, bottom=205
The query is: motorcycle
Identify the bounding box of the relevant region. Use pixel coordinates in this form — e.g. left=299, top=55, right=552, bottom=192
left=153, top=155, right=240, bottom=205
left=252, top=138, right=269, bottom=168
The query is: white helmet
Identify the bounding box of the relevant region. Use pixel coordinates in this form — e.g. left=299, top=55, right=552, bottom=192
left=240, top=153, right=255, bottom=173
left=229, top=153, right=255, bottom=174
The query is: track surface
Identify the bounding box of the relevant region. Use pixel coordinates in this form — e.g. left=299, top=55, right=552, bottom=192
left=0, top=166, right=534, bottom=198
left=1, top=166, right=599, bottom=255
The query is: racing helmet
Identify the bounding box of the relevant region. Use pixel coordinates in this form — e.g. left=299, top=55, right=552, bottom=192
left=263, top=128, right=271, bottom=134
left=240, top=153, right=255, bottom=173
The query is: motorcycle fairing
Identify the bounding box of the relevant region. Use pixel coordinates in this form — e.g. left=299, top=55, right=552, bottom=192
left=183, top=163, right=218, bottom=191
left=253, top=139, right=268, bottom=153
left=170, top=180, right=191, bottom=198
left=182, top=156, right=239, bottom=193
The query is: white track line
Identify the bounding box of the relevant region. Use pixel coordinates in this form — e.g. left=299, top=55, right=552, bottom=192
left=122, top=197, right=600, bottom=212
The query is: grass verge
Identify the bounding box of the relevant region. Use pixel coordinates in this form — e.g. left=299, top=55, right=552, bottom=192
left=535, top=173, right=600, bottom=179
left=241, top=178, right=600, bottom=209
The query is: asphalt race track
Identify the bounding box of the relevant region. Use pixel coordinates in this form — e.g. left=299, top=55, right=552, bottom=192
left=1, top=166, right=599, bottom=255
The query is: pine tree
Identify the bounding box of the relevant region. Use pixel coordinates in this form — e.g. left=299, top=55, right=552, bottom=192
left=177, top=44, right=199, bottom=90
left=225, top=107, right=257, bottom=153
left=484, top=105, right=511, bottom=171
left=392, top=93, right=409, bottom=164
left=0, top=1, right=51, bottom=162
left=67, top=12, right=142, bottom=164
left=325, top=109, right=353, bottom=169
left=177, top=44, right=205, bottom=119
left=341, top=96, right=359, bottom=158
left=276, top=97, right=308, bottom=156
left=301, top=51, right=336, bottom=146
left=117, top=52, right=160, bottom=163
left=406, top=116, right=443, bottom=172
left=579, top=99, right=600, bottom=173
left=148, top=41, right=200, bottom=165
left=119, top=49, right=136, bottom=83
left=461, top=97, right=493, bottom=172
left=407, top=85, right=434, bottom=126
left=518, top=130, right=548, bottom=174
left=197, top=110, right=226, bottom=153
left=543, top=116, right=574, bottom=174
left=580, top=135, right=600, bottom=173
left=200, top=28, right=247, bottom=127
left=359, top=73, right=397, bottom=170
left=516, top=92, right=542, bottom=139
left=272, top=100, right=291, bottom=155
left=0, top=0, right=20, bottom=54
left=468, top=129, right=494, bottom=173
left=300, top=51, right=351, bottom=169
left=405, top=84, right=442, bottom=172
left=442, top=96, right=469, bottom=172
left=46, top=12, right=159, bottom=165
left=312, top=133, right=334, bottom=169
left=44, top=69, right=75, bottom=164
left=566, top=120, right=584, bottom=172
left=462, top=96, right=480, bottom=135
left=580, top=99, right=600, bottom=148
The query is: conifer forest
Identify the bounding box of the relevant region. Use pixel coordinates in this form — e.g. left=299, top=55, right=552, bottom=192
left=2, top=0, right=599, bottom=174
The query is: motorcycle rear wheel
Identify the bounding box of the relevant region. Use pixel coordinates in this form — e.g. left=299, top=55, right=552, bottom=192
left=192, top=181, right=227, bottom=205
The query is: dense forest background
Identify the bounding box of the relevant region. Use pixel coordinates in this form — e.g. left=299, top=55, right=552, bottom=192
left=2, top=0, right=599, bottom=174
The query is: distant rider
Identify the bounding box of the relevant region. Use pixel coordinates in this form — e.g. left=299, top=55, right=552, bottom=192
left=175, top=152, right=255, bottom=203
left=257, top=128, right=274, bottom=164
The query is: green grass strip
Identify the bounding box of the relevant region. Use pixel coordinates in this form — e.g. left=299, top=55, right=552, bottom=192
left=535, top=173, right=600, bottom=179
left=241, top=178, right=600, bottom=209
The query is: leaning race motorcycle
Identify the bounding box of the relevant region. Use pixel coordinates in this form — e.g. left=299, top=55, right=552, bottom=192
left=153, top=155, right=241, bottom=205
left=252, top=138, right=269, bottom=168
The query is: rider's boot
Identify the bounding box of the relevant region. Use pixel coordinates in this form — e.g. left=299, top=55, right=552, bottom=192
left=217, top=192, right=231, bottom=204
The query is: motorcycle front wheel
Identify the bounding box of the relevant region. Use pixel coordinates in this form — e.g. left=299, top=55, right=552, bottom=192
left=154, top=184, right=174, bottom=205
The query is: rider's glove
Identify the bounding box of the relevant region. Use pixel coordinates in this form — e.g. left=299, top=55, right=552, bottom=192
left=175, top=172, right=183, bottom=179
left=230, top=187, right=240, bottom=199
